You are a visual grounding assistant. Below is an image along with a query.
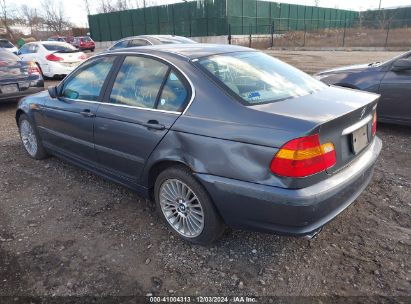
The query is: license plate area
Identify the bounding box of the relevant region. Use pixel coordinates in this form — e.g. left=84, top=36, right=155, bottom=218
left=351, top=124, right=369, bottom=154
left=1, top=84, right=19, bottom=94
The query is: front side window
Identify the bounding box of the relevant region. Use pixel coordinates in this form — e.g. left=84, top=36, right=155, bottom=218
left=197, top=51, right=325, bottom=105
left=157, top=72, right=188, bottom=112
left=109, top=56, right=168, bottom=108
left=62, top=56, right=115, bottom=101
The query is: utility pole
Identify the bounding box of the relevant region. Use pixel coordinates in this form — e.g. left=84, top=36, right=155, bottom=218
left=378, top=0, right=382, bottom=10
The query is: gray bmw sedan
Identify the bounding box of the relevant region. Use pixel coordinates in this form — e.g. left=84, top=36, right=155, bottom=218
left=16, top=44, right=382, bottom=244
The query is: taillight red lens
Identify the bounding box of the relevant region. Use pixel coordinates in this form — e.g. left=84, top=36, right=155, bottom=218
left=270, top=134, right=336, bottom=178
left=372, top=112, right=377, bottom=136
left=28, top=61, right=40, bottom=75
left=46, top=53, right=63, bottom=61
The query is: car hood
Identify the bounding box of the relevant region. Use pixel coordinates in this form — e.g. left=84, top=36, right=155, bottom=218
left=316, top=63, right=370, bottom=75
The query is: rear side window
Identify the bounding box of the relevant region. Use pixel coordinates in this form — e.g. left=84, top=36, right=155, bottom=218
left=43, top=43, right=76, bottom=52
left=128, top=39, right=150, bottom=47
left=62, top=57, right=115, bottom=101
left=157, top=72, right=188, bottom=112
left=198, top=51, right=325, bottom=105
left=109, top=56, right=168, bottom=109
left=111, top=40, right=129, bottom=50
left=0, top=40, right=14, bottom=48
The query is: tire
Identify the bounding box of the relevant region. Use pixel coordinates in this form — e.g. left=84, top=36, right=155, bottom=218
left=18, top=114, right=49, bottom=160
left=154, top=166, right=225, bottom=245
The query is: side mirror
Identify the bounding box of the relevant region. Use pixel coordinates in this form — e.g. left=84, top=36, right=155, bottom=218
left=48, top=86, right=58, bottom=98
left=392, top=59, right=411, bottom=72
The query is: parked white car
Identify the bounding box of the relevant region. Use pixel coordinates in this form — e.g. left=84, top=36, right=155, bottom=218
left=17, top=41, right=87, bottom=78
left=0, top=39, right=18, bottom=54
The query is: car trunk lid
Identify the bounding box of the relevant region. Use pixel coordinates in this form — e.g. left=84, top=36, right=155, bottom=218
left=251, top=86, right=379, bottom=174
left=54, top=50, right=85, bottom=63
left=0, top=60, right=29, bottom=81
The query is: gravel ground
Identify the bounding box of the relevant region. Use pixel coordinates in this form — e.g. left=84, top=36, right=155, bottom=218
left=0, top=51, right=410, bottom=299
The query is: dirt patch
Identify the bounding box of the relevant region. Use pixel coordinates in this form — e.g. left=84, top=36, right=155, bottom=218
left=0, top=51, right=410, bottom=298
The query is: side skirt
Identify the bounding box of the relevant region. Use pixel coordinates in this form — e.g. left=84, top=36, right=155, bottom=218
left=43, top=142, right=151, bottom=199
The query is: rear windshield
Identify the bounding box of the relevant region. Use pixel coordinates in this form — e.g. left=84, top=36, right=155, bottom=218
left=0, top=50, right=20, bottom=61
left=197, top=52, right=326, bottom=105
left=156, top=37, right=195, bottom=44
left=43, top=43, right=77, bottom=52
left=81, top=36, right=92, bottom=42
left=0, top=40, right=14, bottom=48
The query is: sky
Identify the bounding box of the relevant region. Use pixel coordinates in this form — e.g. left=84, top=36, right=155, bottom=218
left=10, top=0, right=411, bottom=27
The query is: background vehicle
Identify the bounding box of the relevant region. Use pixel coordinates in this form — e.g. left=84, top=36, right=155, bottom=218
left=17, top=41, right=87, bottom=78
left=0, top=49, right=43, bottom=103
left=0, top=39, right=18, bottom=54
left=315, top=51, right=411, bottom=126
left=72, top=36, right=95, bottom=52
left=108, top=35, right=196, bottom=50
left=48, top=37, right=67, bottom=42
left=16, top=44, right=381, bottom=244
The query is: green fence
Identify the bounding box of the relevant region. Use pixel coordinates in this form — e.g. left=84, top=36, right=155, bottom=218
left=88, top=0, right=359, bottom=42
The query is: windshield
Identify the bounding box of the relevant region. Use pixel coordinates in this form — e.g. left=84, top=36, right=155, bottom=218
left=379, top=50, right=411, bottom=66
left=197, top=52, right=326, bottom=105
left=82, top=36, right=92, bottom=42
left=0, top=40, right=14, bottom=48
left=43, top=43, right=77, bottom=52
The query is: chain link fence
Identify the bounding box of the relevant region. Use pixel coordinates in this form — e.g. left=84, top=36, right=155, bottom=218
left=228, top=18, right=411, bottom=49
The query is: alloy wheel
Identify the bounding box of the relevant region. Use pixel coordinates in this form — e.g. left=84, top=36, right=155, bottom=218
left=159, top=179, right=205, bottom=238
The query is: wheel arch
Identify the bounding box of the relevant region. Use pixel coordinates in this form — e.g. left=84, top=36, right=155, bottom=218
left=15, top=109, right=27, bottom=125
left=147, top=159, right=193, bottom=194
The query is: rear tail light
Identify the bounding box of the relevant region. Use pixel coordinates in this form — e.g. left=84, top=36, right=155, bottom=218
left=270, top=134, right=336, bottom=178
left=28, top=61, right=40, bottom=75
left=46, top=53, right=63, bottom=61
left=372, top=112, right=377, bottom=136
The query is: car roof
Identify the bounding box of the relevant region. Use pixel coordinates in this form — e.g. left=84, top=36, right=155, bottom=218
left=28, top=41, right=70, bottom=45
left=107, top=43, right=253, bottom=59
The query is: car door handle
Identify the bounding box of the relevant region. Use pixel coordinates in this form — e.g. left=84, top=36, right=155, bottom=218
left=80, top=109, right=96, bottom=118
left=142, top=120, right=166, bottom=130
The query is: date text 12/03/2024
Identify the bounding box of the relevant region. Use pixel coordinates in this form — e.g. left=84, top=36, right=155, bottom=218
left=149, top=296, right=258, bottom=303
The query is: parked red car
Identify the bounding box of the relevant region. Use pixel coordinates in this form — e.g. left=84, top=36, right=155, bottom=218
left=72, top=36, right=95, bottom=52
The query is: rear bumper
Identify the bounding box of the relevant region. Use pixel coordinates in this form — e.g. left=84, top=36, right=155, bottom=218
left=196, top=137, right=382, bottom=236
left=0, top=85, right=44, bottom=102
left=44, top=62, right=79, bottom=77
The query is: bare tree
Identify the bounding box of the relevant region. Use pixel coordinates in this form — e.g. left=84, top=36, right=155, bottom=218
left=0, top=0, right=15, bottom=40
left=41, top=0, right=71, bottom=35
left=95, top=0, right=159, bottom=13
left=83, top=0, right=91, bottom=16
left=20, top=5, right=42, bottom=36
left=376, top=8, right=397, bottom=30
